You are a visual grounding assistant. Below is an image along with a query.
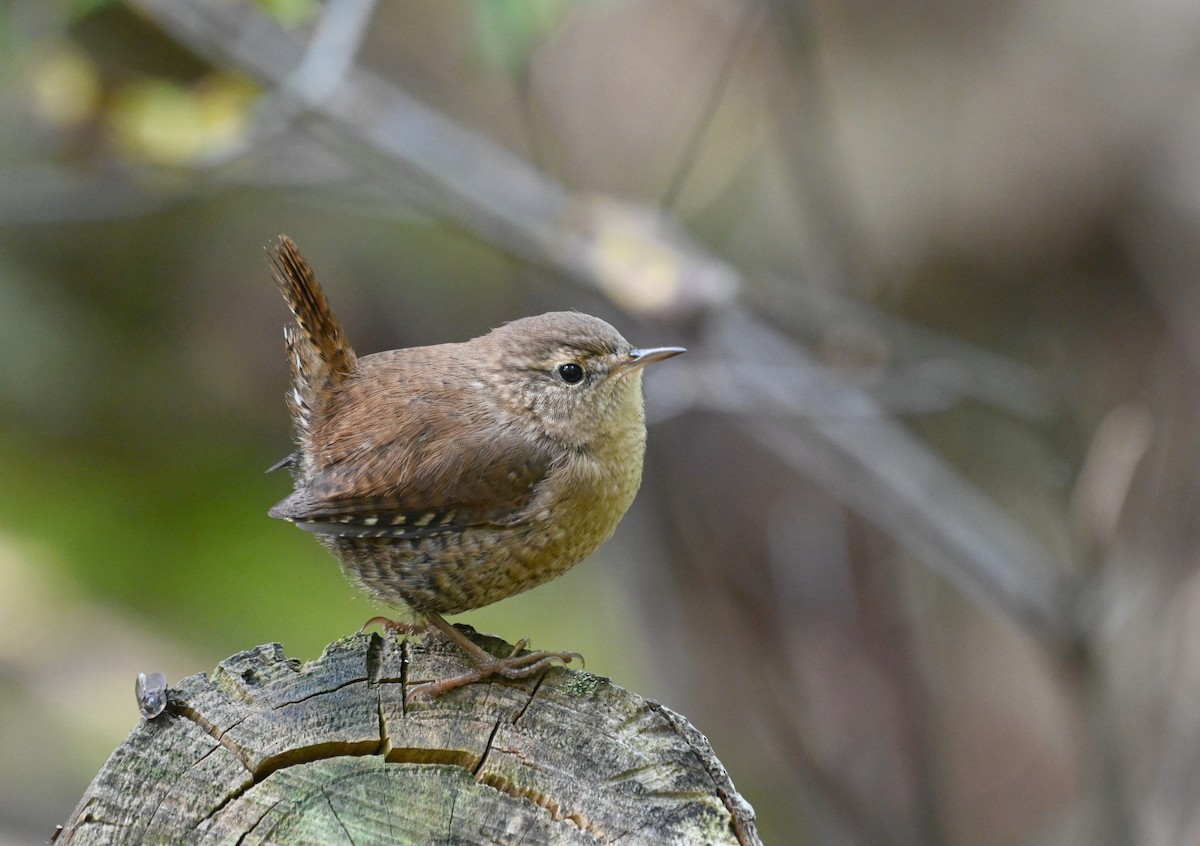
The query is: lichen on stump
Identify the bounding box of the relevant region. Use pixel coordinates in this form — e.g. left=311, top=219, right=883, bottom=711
left=60, top=631, right=760, bottom=845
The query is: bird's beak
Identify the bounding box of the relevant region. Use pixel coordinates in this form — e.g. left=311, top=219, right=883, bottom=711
left=617, top=346, right=686, bottom=373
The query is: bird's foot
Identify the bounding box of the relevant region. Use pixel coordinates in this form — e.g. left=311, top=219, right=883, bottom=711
left=408, top=612, right=583, bottom=699
left=408, top=644, right=582, bottom=699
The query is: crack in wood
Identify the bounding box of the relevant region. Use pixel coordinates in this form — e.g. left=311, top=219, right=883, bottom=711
left=267, top=676, right=365, bottom=709
left=475, top=771, right=608, bottom=842
left=194, top=777, right=254, bottom=834
left=511, top=669, right=548, bottom=726
left=399, top=638, right=409, bottom=717
left=143, top=742, right=249, bottom=838
left=173, top=702, right=257, bottom=773
left=322, top=789, right=357, bottom=845
left=174, top=692, right=386, bottom=831
left=255, top=741, right=382, bottom=782
left=470, top=719, right=502, bottom=779
left=604, top=761, right=671, bottom=784
left=364, top=632, right=383, bottom=686
left=75, top=813, right=116, bottom=827
left=444, top=783, right=458, bottom=839
left=382, top=746, right=478, bottom=768
left=231, top=795, right=282, bottom=846
left=376, top=695, right=393, bottom=758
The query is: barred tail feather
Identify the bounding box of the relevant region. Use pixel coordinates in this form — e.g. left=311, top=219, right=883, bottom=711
left=270, top=235, right=357, bottom=458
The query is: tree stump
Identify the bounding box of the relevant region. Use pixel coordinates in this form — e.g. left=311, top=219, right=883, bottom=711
left=59, top=630, right=760, bottom=845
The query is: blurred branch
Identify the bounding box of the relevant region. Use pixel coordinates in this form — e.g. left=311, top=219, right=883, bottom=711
left=762, top=0, right=872, bottom=293
left=0, top=166, right=178, bottom=223
left=124, top=0, right=1076, bottom=646
left=125, top=0, right=736, bottom=317
left=280, top=0, right=376, bottom=106
left=659, top=0, right=761, bottom=213
left=763, top=275, right=1056, bottom=421
left=708, top=308, right=1072, bottom=644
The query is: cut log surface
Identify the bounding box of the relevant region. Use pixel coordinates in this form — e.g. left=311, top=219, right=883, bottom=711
left=60, top=630, right=760, bottom=845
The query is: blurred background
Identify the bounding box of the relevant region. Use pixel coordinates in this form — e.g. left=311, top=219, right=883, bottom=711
left=3, top=0, right=1200, bottom=843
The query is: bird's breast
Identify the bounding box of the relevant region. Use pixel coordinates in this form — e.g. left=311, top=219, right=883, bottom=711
left=532, top=425, right=647, bottom=558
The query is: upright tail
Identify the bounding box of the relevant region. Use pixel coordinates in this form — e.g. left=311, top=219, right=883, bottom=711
left=270, top=236, right=357, bottom=465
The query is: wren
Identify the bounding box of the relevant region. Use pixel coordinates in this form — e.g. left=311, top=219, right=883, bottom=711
left=266, top=236, right=684, bottom=696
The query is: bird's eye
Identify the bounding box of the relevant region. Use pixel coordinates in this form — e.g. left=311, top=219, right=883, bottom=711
left=556, top=362, right=585, bottom=384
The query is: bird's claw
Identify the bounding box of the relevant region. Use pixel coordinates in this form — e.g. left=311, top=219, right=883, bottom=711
left=360, top=616, right=432, bottom=636
left=408, top=645, right=582, bottom=699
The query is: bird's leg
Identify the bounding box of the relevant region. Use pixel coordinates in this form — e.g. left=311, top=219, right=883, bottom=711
left=409, top=610, right=583, bottom=699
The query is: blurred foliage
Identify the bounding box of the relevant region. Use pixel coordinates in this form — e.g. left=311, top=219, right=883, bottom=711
left=469, top=0, right=572, bottom=74
left=107, top=74, right=258, bottom=166
left=26, top=45, right=101, bottom=130
left=254, top=0, right=319, bottom=28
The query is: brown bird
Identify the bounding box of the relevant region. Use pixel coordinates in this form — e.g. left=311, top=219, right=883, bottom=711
left=267, top=236, right=684, bottom=696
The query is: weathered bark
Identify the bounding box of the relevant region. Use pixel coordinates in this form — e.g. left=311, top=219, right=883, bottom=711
left=60, top=630, right=759, bottom=845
